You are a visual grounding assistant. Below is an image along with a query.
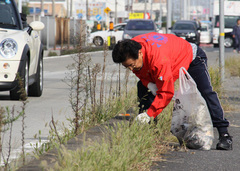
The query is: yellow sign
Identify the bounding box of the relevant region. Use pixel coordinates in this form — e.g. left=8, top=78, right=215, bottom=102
left=129, top=13, right=144, bottom=19
left=104, top=7, right=111, bottom=14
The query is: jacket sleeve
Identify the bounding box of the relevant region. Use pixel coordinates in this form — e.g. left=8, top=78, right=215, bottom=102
left=135, top=74, right=150, bottom=87
left=147, top=64, right=175, bottom=118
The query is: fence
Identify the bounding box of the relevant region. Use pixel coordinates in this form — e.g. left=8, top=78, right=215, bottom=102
left=27, top=15, right=87, bottom=50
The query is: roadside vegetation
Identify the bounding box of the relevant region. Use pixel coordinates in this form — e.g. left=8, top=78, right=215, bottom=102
left=208, top=66, right=233, bottom=112
left=47, top=105, right=173, bottom=171
left=33, top=34, right=174, bottom=170
left=43, top=65, right=226, bottom=170
left=0, top=41, right=239, bottom=170
left=47, top=46, right=104, bottom=57
left=225, top=56, right=240, bottom=77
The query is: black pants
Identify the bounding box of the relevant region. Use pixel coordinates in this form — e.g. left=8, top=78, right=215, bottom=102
left=137, top=47, right=229, bottom=134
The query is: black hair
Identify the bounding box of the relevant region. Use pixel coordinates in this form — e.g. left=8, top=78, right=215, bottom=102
left=112, top=39, right=142, bottom=63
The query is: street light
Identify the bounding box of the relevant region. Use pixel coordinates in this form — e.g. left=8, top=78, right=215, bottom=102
left=18, top=0, right=22, bottom=13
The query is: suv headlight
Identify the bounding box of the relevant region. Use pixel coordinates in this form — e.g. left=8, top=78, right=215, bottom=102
left=123, top=34, right=132, bottom=39
left=0, top=38, right=18, bottom=58
left=188, top=32, right=196, bottom=37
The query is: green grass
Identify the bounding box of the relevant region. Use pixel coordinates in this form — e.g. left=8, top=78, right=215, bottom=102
left=36, top=65, right=230, bottom=170
left=225, top=56, right=240, bottom=77
left=60, top=46, right=104, bottom=56
left=48, top=51, right=58, bottom=56
left=208, top=66, right=222, bottom=97
left=40, top=65, right=227, bottom=170
left=49, top=123, right=156, bottom=170
left=42, top=89, right=174, bottom=171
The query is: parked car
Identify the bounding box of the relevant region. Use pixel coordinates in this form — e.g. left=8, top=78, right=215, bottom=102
left=200, top=22, right=213, bottom=44
left=170, top=20, right=201, bottom=45
left=0, top=0, right=45, bottom=100
left=88, top=23, right=126, bottom=46
left=122, top=19, right=158, bottom=40
left=155, top=22, right=164, bottom=33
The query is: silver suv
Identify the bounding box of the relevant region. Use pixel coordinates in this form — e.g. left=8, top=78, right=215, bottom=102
left=123, top=19, right=158, bottom=40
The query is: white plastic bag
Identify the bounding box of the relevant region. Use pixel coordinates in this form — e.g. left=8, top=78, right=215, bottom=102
left=171, top=67, right=214, bottom=150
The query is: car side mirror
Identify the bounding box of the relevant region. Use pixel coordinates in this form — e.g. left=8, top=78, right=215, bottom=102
left=29, top=21, right=45, bottom=31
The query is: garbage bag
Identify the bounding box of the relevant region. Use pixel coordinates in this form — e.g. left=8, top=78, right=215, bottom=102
left=171, top=67, right=214, bottom=150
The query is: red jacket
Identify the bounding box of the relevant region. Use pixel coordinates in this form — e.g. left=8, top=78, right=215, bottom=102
left=132, top=32, right=193, bottom=118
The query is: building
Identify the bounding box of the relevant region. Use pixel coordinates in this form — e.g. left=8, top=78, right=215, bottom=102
left=28, top=0, right=67, bottom=17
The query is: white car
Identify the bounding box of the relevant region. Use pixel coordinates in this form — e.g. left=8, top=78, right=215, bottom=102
left=0, top=0, right=44, bottom=100
left=88, top=23, right=126, bottom=46
left=200, top=22, right=213, bottom=44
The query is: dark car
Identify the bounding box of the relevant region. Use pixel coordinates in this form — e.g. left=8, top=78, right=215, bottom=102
left=170, top=20, right=201, bottom=45
left=122, top=19, right=158, bottom=39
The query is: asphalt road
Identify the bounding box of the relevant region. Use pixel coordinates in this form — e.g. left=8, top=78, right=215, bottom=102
left=151, top=46, right=240, bottom=171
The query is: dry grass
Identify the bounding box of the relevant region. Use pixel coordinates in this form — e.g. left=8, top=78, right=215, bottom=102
left=225, top=56, right=240, bottom=77
left=40, top=90, right=174, bottom=171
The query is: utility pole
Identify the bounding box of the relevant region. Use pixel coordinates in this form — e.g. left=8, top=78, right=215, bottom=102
left=52, top=0, right=55, bottom=17
left=41, top=0, right=44, bottom=16
left=67, top=0, right=69, bottom=17
left=86, top=0, right=89, bottom=20
left=18, top=0, right=22, bottom=13
left=183, top=0, right=187, bottom=20
left=159, top=0, right=162, bottom=28
left=144, top=0, right=147, bottom=18
left=150, top=0, right=152, bottom=19
left=219, top=0, right=225, bottom=82
left=167, top=0, right=172, bottom=33
left=70, top=0, right=72, bottom=17
left=115, top=0, right=117, bottom=24
left=210, top=0, right=214, bottom=20
left=187, top=0, right=190, bottom=20
left=131, top=0, right=133, bottom=13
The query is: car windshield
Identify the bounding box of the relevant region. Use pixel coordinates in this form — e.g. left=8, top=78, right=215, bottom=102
left=126, top=20, right=154, bottom=30
left=173, top=23, right=195, bottom=30
left=113, top=24, right=125, bottom=31
left=0, top=0, right=19, bottom=29
left=215, top=15, right=240, bottom=29
left=201, top=25, right=208, bottom=32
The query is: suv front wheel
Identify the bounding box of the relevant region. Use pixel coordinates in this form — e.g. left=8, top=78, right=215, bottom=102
left=93, top=36, right=103, bottom=46
left=224, top=37, right=233, bottom=48
left=29, top=55, right=43, bottom=97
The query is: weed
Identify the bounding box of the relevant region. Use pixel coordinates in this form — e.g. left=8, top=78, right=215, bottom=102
left=48, top=51, right=58, bottom=56
left=0, top=74, right=28, bottom=169
left=31, top=130, right=50, bottom=157
left=16, top=73, right=29, bottom=165
left=225, top=56, right=240, bottom=77
left=50, top=122, right=156, bottom=170
left=45, top=99, right=174, bottom=171
left=208, top=66, right=222, bottom=97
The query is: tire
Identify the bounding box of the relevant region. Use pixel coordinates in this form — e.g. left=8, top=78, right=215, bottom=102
left=10, top=59, right=29, bottom=100
left=224, top=37, right=233, bottom=48
left=93, top=36, right=103, bottom=46
left=29, top=55, right=43, bottom=97
left=213, top=44, right=219, bottom=48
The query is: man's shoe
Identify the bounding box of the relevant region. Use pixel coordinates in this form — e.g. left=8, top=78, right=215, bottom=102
left=216, top=133, right=233, bottom=150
